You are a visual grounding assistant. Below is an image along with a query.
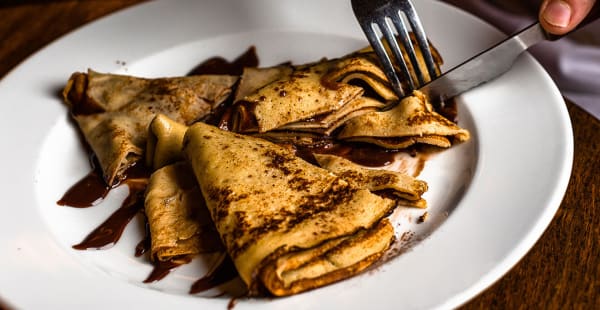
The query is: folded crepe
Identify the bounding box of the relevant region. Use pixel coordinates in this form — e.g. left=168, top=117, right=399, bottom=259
left=183, top=122, right=397, bottom=296
left=338, top=91, right=470, bottom=149
left=314, top=154, right=428, bottom=208
left=144, top=161, right=222, bottom=262
left=62, top=69, right=237, bottom=185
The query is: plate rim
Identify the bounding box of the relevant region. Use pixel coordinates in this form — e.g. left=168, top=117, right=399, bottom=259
left=0, top=0, right=573, bottom=309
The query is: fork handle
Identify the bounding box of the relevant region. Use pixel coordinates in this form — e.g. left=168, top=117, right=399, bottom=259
left=543, top=2, right=600, bottom=40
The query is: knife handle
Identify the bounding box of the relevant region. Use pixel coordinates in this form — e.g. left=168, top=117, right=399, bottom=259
left=544, top=2, right=600, bottom=40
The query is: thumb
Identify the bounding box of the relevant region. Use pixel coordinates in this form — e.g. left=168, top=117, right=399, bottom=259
left=539, top=0, right=597, bottom=35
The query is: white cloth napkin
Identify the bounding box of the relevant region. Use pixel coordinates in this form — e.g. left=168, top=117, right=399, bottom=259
left=442, top=0, right=600, bottom=120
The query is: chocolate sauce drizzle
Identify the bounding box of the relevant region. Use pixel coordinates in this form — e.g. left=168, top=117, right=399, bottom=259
left=143, top=257, right=192, bottom=283
left=72, top=181, right=146, bottom=250
left=135, top=217, right=151, bottom=257
left=189, top=255, right=239, bottom=294
left=57, top=156, right=110, bottom=208
left=56, top=169, right=110, bottom=208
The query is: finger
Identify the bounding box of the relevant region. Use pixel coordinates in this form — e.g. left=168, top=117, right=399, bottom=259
left=539, top=0, right=597, bottom=35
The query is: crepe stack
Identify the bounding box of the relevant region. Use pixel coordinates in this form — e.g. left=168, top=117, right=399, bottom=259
left=220, top=37, right=464, bottom=153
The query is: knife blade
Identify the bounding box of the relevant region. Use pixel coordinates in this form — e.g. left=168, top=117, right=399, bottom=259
left=418, top=22, right=547, bottom=103
left=419, top=1, right=600, bottom=103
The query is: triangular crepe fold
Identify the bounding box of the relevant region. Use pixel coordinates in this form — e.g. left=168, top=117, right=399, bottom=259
left=62, top=69, right=237, bottom=185
left=183, top=122, right=396, bottom=296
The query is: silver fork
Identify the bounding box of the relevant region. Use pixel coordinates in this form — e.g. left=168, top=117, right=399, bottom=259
left=351, top=0, right=439, bottom=97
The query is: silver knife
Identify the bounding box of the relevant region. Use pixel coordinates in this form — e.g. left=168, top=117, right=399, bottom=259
left=419, top=9, right=599, bottom=103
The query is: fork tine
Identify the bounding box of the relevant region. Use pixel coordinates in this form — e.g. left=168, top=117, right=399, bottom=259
left=401, top=2, right=439, bottom=81
left=351, top=0, right=438, bottom=98
left=375, top=17, right=415, bottom=94
left=361, top=21, right=406, bottom=97
left=388, top=11, right=426, bottom=87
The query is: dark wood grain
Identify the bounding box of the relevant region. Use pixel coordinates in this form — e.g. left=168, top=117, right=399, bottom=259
left=0, top=0, right=144, bottom=79
left=0, top=1, right=598, bottom=309
left=460, top=102, right=600, bottom=310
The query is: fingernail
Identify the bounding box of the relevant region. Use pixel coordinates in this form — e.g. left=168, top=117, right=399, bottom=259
left=543, top=0, right=571, bottom=28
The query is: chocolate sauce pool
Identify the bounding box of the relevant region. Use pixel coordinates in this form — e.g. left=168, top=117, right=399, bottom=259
left=188, top=46, right=259, bottom=76
left=58, top=46, right=454, bottom=299
left=297, top=141, right=400, bottom=167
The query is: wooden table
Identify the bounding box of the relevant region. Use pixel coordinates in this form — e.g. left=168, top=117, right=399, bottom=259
left=0, top=1, right=597, bottom=309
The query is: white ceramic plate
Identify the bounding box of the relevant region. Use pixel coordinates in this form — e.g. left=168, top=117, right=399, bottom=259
left=0, top=0, right=572, bottom=309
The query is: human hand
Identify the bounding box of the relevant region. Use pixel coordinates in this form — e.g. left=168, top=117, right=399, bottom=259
left=540, top=0, right=597, bottom=35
